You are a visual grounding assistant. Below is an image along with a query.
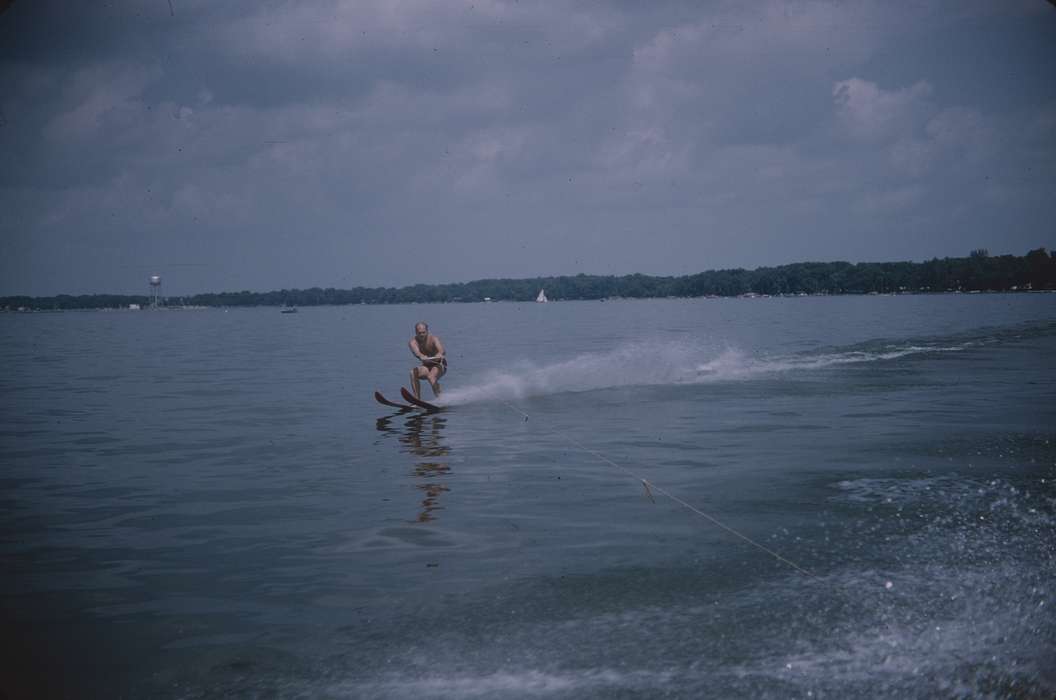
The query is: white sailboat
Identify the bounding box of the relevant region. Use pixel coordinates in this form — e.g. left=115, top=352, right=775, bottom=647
left=536, top=289, right=548, bottom=303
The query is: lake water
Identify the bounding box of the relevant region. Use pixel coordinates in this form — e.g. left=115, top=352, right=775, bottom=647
left=2, top=294, right=1055, bottom=699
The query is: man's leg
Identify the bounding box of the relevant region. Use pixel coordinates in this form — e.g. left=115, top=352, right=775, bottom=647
left=410, top=367, right=422, bottom=400
left=427, top=366, right=442, bottom=397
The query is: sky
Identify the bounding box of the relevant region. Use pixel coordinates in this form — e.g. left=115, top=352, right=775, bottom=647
left=1, top=1, right=1054, bottom=297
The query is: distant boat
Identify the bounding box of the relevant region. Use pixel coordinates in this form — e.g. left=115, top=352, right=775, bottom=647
left=280, top=306, right=298, bottom=314
left=536, top=289, right=548, bottom=303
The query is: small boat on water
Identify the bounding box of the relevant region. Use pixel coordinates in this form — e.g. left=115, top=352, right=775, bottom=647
left=536, top=289, right=548, bottom=303
left=280, top=306, right=298, bottom=314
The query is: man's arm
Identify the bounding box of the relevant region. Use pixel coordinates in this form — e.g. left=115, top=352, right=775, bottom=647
left=409, top=338, right=426, bottom=361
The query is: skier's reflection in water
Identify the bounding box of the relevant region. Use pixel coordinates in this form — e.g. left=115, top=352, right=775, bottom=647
left=376, top=412, right=450, bottom=523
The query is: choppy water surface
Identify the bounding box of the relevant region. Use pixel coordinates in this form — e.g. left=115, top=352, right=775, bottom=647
left=2, top=294, right=1054, bottom=698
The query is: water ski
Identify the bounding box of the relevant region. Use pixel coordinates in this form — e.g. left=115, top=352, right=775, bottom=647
left=374, top=390, right=414, bottom=410
left=400, top=387, right=444, bottom=411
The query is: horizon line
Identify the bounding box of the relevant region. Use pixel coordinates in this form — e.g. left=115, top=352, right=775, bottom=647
left=2, top=247, right=1050, bottom=299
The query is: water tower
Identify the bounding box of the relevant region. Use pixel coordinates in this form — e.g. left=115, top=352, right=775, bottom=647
left=149, top=274, right=162, bottom=308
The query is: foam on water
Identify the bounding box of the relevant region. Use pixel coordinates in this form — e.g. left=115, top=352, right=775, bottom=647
left=441, top=340, right=721, bottom=405
left=316, top=472, right=1056, bottom=699
left=346, top=668, right=678, bottom=698
left=440, top=334, right=986, bottom=406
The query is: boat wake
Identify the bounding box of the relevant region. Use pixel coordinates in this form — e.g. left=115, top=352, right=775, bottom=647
left=439, top=328, right=1010, bottom=406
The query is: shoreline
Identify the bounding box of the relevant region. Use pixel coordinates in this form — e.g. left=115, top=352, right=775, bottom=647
left=3, top=288, right=1054, bottom=313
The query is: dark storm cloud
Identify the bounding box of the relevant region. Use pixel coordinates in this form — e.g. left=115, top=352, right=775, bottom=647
left=0, top=0, right=1053, bottom=295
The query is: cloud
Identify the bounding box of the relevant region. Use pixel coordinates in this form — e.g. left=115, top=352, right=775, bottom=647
left=354, top=80, right=513, bottom=128
left=411, top=124, right=537, bottom=196
left=631, top=0, right=886, bottom=69
left=925, top=106, right=991, bottom=151
left=832, top=78, right=933, bottom=142
left=1, top=1, right=1054, bottom=294
left=214, top=0, right=620, bottom=67
left=42, top=63, right=162, bottom=142
left=888, top=137, right=935, bottom=178
left=886, top=105, right=996, bottom=179
left=616, top=1, right=898, bottom=157
left=857, top=184, right=926, bottom=213
left=826, top=77, right=1009, bottom=220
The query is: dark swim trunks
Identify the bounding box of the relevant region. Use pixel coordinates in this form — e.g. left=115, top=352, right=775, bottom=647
left=423, top=357, right=448, bottom=377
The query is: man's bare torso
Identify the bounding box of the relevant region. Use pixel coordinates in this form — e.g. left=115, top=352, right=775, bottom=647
left=413, top=335, right=441, bottom=358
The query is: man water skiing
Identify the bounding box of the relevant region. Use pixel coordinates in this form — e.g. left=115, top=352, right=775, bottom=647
left=409, top=321, right=447, bottom=400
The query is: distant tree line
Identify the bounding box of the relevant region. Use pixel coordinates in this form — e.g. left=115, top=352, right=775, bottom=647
left=4, top=248, right=1054, bottom=311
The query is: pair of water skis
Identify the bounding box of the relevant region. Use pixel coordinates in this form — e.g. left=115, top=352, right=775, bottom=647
left=374, top=388, right=444, bottom=412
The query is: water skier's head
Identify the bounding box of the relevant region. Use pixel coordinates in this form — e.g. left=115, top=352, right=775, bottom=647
left=414, top=322, right=429, bottom=341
